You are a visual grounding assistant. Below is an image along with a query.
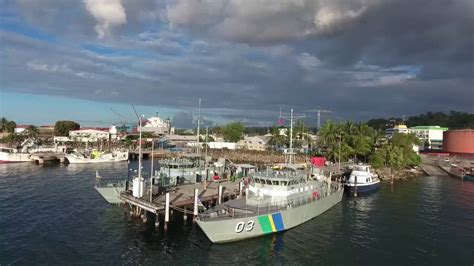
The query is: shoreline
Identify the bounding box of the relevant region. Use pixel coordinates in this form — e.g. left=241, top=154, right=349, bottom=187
left=375, top=167, right=426, bottom=182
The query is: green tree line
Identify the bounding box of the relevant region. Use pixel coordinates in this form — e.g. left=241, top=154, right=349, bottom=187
left=318, top=121, right=421, bottom=169
left=367, top=111, right=474, bottom=130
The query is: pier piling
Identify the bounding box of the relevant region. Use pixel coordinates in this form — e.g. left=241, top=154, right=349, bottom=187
left=155, top=213, right=160, bottom=228
left=183, top=206, right=188, bottom=222
left=239, top=182, right=243, bottom=198
left=193, top=188, right=198, bottom=221
left=218, top=185, right=223, bottom=205
left=165, top=193, right=170, bottom=230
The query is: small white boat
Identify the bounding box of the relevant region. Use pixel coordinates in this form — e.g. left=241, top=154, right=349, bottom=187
left=344, top=165, right=380, bottom=195
left=0, top=147, right=31, bottom=163
left=65, top=150, right=128, bottom=164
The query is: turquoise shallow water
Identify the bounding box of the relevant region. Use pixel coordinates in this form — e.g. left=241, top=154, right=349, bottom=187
left=1, top=161, right=473, bottom=265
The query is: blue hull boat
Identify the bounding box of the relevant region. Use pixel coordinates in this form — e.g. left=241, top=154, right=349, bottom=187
left=344, top=182, right=380, bottom=196
left=343, top=164, right=380, bottom=196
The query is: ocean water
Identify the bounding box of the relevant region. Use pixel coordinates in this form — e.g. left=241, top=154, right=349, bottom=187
left=1, top=161, right=473, bottom=265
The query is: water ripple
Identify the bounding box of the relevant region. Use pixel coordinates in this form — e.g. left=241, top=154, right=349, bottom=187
left=0, top=163, right=473, bottom=265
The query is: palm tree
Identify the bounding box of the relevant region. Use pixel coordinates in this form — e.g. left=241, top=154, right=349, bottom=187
left=318, top=120, right=339, bottom=146
left=5, top=121, right=16, bottom=133
left=268, top=126, right=285, bottom=150
left=345, top=120, right=357, bottom=135
left=294, top=120, right=306, bottom=140
left=25, top=125, right=39, bottom=138
left=1, top=117, right=8, bottom=132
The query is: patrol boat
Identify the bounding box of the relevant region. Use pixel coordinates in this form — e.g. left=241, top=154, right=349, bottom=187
left=196, top=109, right=344, bottom=243
left=196, top=165, right=343, bottom=243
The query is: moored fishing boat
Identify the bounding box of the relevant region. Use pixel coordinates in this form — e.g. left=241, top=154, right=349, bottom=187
left=0, top=147, right=31, bottom=163
left=445, top=164, right=474, bottom=181
left=65, top=150, right=128, bottom=164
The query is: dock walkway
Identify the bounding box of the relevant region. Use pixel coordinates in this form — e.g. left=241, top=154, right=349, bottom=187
left=119, top=180, right=242, bottom=214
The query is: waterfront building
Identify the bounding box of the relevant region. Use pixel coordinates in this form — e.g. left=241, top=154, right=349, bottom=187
left=162, top=134, right=198, bottom=148
left=443, top=129, right=474, bottom=157
left=409, top=126, right=448, bottom=150
left=237, top=136, right=269, bottom=151
left=385, top=124, right=409, bottom=138
left=208, top=141, right=237, bottom=150
left=14, top=125, right=30, bottom=134
left=68, top=126, right=118, bottom=142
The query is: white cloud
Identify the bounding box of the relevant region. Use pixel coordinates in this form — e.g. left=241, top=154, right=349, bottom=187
left=84, top=0, right=127, bottom=39
left=165, top=0, right=374, bottom=43
left=351, top=66, right=417, bottom=87
left=27, top=61, right=71, bottom=73
left=27, top=60, right=96, bottom=79
left=314, top=5, right=366, bottom=30
left=297, top=52, right=321, bottom=69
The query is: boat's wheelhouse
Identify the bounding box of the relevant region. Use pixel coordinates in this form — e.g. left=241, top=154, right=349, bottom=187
left=0, top=148, right=15, bottom=154
left=248, top=168, right=324, bottom=205
left=347, top=165, right=378, bottom=184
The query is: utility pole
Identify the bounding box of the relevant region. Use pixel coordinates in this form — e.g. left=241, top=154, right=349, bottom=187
left=338, top=132, right=342, bottom=174
left=317, top=110, right=321, bottom=130
left=150, top=138, right=155, bottom=202
left=196, top=98, right=201, bottom=155
left=205, top=126, right=209, bottom=177
left=205, top=126, right=209, bottom=157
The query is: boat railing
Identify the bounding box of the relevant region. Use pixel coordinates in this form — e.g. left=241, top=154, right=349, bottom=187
left=199, top=182, right=343, bottom=221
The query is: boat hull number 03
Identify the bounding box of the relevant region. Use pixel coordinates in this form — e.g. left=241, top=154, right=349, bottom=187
left=235, top=220, right=255, bottom=233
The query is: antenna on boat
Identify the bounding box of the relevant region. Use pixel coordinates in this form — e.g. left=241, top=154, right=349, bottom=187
left=132, top=105, right=142, bottom=181
left=279, top=108, right=305, bottom=165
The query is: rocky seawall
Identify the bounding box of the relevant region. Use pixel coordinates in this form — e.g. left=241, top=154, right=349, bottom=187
left=374, top=167, right=425, bottom=182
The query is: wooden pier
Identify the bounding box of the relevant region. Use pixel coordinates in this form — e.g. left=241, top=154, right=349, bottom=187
left=119, top=180, right=244, bottom=226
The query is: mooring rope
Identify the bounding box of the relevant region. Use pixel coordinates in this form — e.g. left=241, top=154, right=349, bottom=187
left=169, top=205, right=195, bottom=215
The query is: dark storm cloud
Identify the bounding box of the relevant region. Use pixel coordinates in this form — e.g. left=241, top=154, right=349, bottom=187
left=172, top=111, right=194, bottom=128
left=1, top=0, right=472, bottom=126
